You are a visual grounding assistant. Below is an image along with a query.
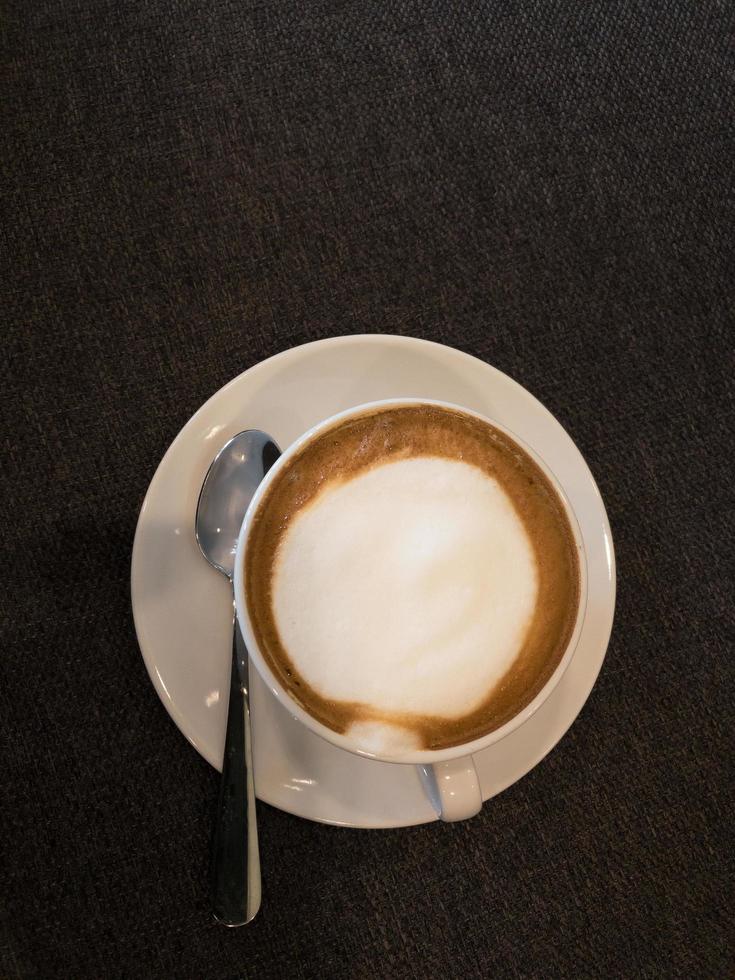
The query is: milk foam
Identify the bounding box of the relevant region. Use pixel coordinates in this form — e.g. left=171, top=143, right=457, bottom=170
left=272, top=457, right=538, bottom=745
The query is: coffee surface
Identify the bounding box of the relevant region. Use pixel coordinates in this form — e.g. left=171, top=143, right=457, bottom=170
left=245, top=405, right=581, bottom=754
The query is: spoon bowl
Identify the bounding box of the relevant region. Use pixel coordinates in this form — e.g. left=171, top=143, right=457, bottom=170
left=196, top=430, right=280, bottom=579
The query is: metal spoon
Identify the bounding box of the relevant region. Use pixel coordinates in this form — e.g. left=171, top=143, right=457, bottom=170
left=195, top=429, right=281, bottom=926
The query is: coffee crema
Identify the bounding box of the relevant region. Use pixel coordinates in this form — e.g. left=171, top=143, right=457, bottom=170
left=245, top=405, right=580, bottom=753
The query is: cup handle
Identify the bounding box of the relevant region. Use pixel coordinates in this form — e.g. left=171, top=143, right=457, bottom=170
left=418, top=756, right=483, bottom=822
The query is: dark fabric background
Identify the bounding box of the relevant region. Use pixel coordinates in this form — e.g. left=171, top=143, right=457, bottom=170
left=3, top=1, right=733, bottom=977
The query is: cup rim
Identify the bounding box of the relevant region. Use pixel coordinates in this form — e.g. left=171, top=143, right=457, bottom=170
left=234, top=397, right=589, bottom=765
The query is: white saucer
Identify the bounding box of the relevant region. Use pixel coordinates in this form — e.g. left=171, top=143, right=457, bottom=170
left=131, top=335, right=615, bottom=828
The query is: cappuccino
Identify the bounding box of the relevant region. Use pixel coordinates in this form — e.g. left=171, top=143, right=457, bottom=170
left=245, top=405, right=580, bottom=754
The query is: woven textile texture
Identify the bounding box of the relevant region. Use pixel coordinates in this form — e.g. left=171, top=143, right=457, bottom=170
left=2, top=1, right=733, bottom=977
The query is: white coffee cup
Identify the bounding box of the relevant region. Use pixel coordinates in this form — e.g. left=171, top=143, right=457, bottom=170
left=234, top=399, right=588, bottom=821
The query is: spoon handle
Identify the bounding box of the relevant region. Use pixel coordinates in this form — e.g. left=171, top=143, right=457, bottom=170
left=210, top=620, right=261, bottom=926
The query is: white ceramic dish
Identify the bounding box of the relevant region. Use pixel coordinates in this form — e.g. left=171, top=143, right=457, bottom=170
left=131, top=335, right=615, bottom=828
